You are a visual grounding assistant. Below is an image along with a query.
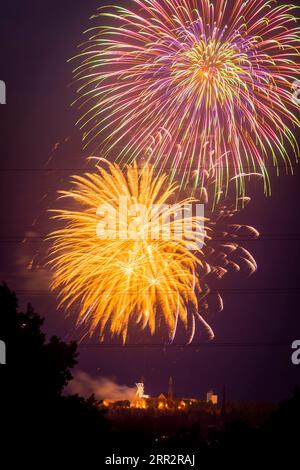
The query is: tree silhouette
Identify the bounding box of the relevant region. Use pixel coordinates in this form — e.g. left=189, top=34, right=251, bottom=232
left=0, top=283, right=77, bottom=402
left=0, top=283, right=109, bottom=458
left=262, top=385, right=300, bottom=458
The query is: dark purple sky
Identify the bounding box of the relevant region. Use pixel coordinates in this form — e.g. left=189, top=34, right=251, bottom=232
left=0, top=0, right=300, bottom=402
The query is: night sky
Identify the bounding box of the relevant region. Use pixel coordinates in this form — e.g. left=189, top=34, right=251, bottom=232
left=1, top=0, right=300, bottom=402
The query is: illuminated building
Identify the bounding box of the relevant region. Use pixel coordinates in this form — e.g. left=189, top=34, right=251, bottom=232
left=102, top=377, right=220, bottom=412
left=206, top=390, right=218, bottom=405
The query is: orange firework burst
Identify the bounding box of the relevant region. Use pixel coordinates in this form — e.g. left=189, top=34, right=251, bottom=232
left=48, top=161, right=206, bottom=343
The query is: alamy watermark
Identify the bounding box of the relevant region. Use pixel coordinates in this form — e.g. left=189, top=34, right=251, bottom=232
left=0, top=80, right=6, bottom=104
left=292, top=80, right=300, bottom=105
left=291, top=340, right=300, bottom=365
left=96, top=197, right=205, bottom=250
left=0, top=340, right=6, bottom=365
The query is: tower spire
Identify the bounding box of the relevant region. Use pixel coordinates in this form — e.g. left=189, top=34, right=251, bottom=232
left=168, top=376, right=173, bottom=401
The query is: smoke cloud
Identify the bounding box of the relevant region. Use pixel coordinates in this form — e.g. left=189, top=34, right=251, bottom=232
left=67, top=371, right=137, bottom=402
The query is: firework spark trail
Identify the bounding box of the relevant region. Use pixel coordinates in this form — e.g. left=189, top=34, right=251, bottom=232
left=72, top=0, right=300, bottom=201
left=186, top=170, right=260, bottom=342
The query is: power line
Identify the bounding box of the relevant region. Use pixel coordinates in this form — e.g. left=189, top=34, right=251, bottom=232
left=13, top=288, right=300, bottom=296
left=0, top=165, right=297, bottom=172
left=1, top=234, right=300, bottom=243
left=0, top=168, right=90, bottom=172
left=76, top=341, right=293, bottom=349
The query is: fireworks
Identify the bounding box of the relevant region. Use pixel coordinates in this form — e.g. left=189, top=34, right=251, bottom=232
left=48, top=162, right=206, bottom=343
left=46, top=1, right=289, bottom=343
left=48, top=162, right=258, bottom=343
left=72, top=0, right=300, bottom=199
